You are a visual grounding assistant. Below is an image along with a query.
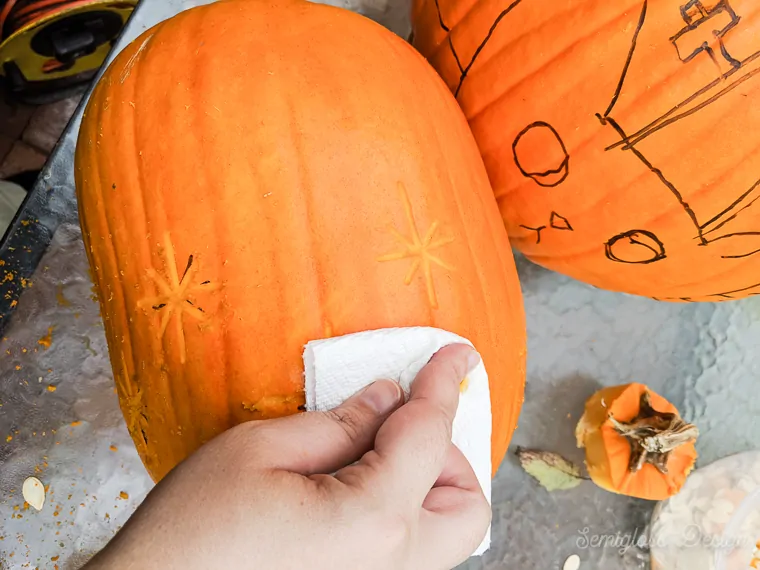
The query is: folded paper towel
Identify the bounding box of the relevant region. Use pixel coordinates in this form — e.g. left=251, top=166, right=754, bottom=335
left=303, top=326, right=492, bottom=556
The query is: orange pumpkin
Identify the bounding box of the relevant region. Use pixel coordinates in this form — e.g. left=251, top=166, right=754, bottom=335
left=411, top=0, right=760, bottom=301
left=575, top=383, right=699, bottom=500
left=74, top=0, right=526, bottom=482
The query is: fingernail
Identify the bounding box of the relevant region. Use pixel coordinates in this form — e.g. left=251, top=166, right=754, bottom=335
left=466, top=348, right=481, bottom=372
left=359, top=380, right=403, bottom=415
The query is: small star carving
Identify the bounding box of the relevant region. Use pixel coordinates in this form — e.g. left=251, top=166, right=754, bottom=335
left=138, top=234, right=219, bottom=364
left=115, top=352, right=149, bottom=456
left=378, top=182, right=455, bottom=309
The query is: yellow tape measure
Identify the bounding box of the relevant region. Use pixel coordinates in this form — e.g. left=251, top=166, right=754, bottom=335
left=0, top=0, right=137, bottom=90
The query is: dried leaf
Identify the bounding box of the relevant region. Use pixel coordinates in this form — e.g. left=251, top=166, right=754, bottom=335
left=22, top=476, right=45, bottom=511
left=516, top=447, right=585, bottom=492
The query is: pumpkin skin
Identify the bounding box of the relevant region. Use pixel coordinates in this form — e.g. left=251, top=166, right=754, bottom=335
left=411, top=0, right=760, bottom=301
left=74, top=0, right=526, bottom=482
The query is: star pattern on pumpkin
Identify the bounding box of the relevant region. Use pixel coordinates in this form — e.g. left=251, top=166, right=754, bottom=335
left=378, top=182, right=455, bottom=309
left=138, top=233, right=219, bottom=364
left=115, top=351, right=149, bottom=457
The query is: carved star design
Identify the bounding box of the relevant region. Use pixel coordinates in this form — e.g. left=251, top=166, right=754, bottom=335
left=378, top=182, right=455, bottom=309
left=138, top=234, right=219, bottom=364
left=115, top=352, right=149, bottom=457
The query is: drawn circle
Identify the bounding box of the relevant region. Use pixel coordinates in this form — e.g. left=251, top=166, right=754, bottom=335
left=605, top=230, right=666, bottom=264
left=512, top=121, right=570, bottom=187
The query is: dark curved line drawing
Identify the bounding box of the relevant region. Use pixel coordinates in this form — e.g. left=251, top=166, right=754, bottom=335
left=512, top=121, right=570, bottom=187
left=701, top=178, right=760, bottom=231
left=431, top=0, right=524, bottom=98
left=608, top=64, right=760, bottom=152
left=449, top=36, right=464, bottom=73
left=550, top=212, right=573, bottom=231
left=707, top=231, right=760, bottom=258
left=600, top=115, right=703, bottom=244
left=434, top=0, right=450, bottom=32
left=605, top=229, right=667, bottom=264
left=602, top=0, right=648, bottom=118
left=710, top=231, right=760, bottom=242
left=708, top=281, right=760, bottom=299
left=722, top=247, right=760, bottom=259
left=519, top=224, right=546, bottom=244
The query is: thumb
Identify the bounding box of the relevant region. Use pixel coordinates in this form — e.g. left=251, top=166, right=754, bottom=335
left=250, top=379, right=404, bottom=475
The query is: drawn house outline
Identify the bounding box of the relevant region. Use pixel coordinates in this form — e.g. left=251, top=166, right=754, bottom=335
left=598, top=0, right=760, bottom=261
left=430, top=0, right=760, bottom=298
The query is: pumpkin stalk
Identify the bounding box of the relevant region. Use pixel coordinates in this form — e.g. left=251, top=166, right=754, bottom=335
left=609, top=392, right=699, bottom=475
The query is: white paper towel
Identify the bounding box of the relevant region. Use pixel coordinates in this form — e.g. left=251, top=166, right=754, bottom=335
left=303, top=326, right=492, bottom=556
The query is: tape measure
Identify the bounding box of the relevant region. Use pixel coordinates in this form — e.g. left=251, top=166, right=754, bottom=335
left=0, top=0, right=137, bottom=101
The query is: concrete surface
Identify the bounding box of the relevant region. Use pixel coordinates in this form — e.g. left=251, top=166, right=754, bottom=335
left=1, top=1, right=759, bottom=570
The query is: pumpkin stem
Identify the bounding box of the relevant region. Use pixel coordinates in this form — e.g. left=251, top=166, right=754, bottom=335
left=608, top=392, right=699, bottom=475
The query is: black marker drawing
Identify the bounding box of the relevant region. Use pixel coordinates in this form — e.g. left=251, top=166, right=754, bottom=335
left=512, top=122, right=570, bottom=187
left=520, top=212, right=573, bottom=244
left=520, top=224, right=546, bottom=244
left=597, top=0, right=760, bottom=262
left=433, top=0, right=524, bottom=97
left=605, top=230, right=666, bottom=265
left=550, top=212, right=573, bottom=231
left=671, top=0, right=741, bottom=75
left=657, top=281, right=760, bottom=301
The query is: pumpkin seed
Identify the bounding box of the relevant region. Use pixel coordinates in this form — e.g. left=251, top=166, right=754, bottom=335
left=563, top=554, right=581, bottom=570
left=22, top=476, right=45, bottom=511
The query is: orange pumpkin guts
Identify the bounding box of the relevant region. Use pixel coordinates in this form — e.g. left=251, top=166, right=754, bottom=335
left=411, top=0, right=760, bottom=301
left=74, top=0, right=526, bottom=482
left=575, top=383, right=699, bottom=501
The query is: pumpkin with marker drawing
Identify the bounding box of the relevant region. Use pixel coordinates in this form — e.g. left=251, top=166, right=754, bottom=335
left=74, top=0, right=526, bottom=482
left=411, top=0, right=760, bottom=301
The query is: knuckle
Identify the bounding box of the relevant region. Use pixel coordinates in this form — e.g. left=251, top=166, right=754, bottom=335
left=443, top=358, right=465, bottom=382
left=324, top=407, right=366, bottom=443
left=361, top=506, right=413, bottom=550
left=431, top=355, right=466, bottom=386
left=427, top=404, right=454, bottom=443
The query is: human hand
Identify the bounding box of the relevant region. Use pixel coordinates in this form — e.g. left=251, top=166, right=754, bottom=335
left=83, top=343, right=490, bottom=570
